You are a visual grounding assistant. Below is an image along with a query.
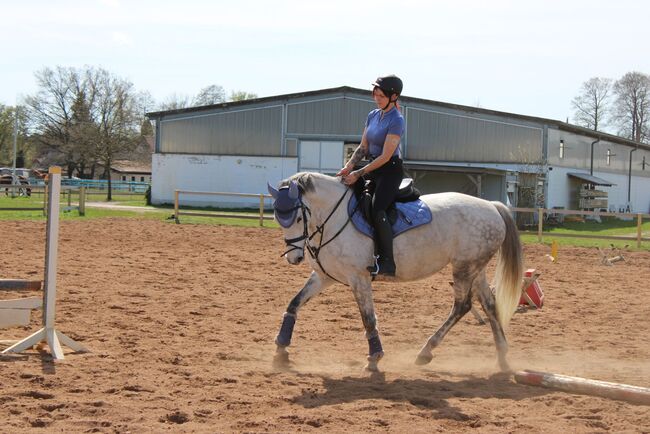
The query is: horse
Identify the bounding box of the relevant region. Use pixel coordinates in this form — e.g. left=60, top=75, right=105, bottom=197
left=267, top=172, right=523, bottom=372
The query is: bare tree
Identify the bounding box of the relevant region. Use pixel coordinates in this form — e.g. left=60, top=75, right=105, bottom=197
left=159, top=93, right=192, bottom=111
left=193, top=84, right=226, bottom=106
left=230, top=90, right=258, bottom=102
left=92, top=69, right=141, bottom=200
left=571, top=77, right=612, bottom=131
left=613, top=71, right=650, bottom=143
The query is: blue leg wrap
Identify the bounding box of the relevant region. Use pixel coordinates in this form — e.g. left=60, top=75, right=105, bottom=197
left=368, top=334, right=383, bottom=356
left=276, top=313, right=296, bottom=347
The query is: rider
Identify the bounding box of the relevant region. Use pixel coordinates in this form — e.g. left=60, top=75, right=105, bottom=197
left=337, top=74, right=405, bottom=277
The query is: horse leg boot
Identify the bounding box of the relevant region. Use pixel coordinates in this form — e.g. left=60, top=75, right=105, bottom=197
left=367, top=210, right=395, bottom=276
left=415, top=277, right=474, bottom=365
left=274, top=272, right=332, bottom=368
left=351, top=279, right=384, bottom=372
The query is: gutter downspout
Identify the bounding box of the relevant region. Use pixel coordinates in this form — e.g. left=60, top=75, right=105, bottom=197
left=628, top=145, right=638, bottom=203
left=590, top=137, right=600, bottom=176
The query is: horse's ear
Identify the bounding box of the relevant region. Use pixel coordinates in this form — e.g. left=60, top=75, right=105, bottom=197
left=288, top=180, right=299, bottom=199
left=267, top=182, right=279, bottom=199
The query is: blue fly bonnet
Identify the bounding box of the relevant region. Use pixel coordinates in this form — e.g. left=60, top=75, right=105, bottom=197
left=267, top=180, right=302, bottom=228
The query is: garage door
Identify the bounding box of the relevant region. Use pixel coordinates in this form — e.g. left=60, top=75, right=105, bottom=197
left=298, top=141, right=344, bottom=174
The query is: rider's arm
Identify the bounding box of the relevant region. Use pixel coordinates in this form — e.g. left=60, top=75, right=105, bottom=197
left=337, top=129, right=369, bottom=176
left=351, top=134, right=399, bottom=177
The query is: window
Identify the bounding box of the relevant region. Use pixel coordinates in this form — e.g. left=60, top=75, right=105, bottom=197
left=559, top=140, right=565, bottom=159
left=643, top=156, right=647, bottom=170
left=606, top=149, right=615, bottom=165
left=122, top=175, right=126, bottom=181
left=131, top=176, right=135, bottom=181
left=140, top=176, right=145, bottom=182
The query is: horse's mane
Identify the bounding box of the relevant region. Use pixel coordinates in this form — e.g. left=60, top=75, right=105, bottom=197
left=280, top=172, right=344, bottom=195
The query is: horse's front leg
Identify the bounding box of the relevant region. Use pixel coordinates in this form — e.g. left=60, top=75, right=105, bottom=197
left=274, top=271, right=332, bottom=368
left=350, top=278, right=384, bottom=372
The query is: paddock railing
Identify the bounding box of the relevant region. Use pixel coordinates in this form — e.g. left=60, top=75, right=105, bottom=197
left=174, top=190, right=273, bottom=226
left=511, top=207, right=650, bottom=247
left=1, top=184, right=87, bottom=216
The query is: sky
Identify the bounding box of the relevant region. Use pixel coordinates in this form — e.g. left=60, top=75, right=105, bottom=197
left=2, top=0, right=649, bottom=123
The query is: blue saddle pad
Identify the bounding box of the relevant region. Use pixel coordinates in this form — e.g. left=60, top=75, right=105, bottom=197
left=347, top=195, right=432, bottom=239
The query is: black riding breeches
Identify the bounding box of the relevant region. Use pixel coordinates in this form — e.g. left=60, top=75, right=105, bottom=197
left=366, top=157, right=403, bottom=220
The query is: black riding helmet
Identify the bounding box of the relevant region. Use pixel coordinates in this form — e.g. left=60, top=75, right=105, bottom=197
left=372, top=75, right=403, bottom=109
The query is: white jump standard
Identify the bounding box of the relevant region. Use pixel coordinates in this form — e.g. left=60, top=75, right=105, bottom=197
left=2, top=167, right=87, bottom=360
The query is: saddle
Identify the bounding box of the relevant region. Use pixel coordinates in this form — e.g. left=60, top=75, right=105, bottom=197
left=348, top=178, right=432, bottom=240
left=355, top=178, right=421, bottom=226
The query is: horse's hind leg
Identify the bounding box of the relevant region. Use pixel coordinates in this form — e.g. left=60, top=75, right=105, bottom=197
left=474, top=273, right=511, bottom=372
left=350, top=278, right=384, bottom=372
left=274, top=271, right=332, bottom=367
left=415, top=268, right=474, bottom=365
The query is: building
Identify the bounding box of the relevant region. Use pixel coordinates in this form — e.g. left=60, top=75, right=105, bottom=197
left=146, top=86, right=650, bottom=213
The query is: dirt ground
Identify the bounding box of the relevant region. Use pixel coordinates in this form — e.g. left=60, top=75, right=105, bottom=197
left=1, top=218, right=649, bottom=433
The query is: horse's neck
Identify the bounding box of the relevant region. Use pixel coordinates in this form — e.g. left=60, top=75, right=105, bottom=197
left=304, top=178, right=349, bottom=229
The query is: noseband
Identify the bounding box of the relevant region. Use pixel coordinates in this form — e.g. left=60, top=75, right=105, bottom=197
left=280, top=188, right=353, bottom=284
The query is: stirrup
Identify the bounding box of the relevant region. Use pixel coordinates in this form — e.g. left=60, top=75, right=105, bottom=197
left=366, top=255, right=380, bottom=275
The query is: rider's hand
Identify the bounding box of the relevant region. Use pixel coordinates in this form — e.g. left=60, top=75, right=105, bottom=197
left=336, top=165, right=352, bottom=177
left=343, top=171, right=361, bottom=186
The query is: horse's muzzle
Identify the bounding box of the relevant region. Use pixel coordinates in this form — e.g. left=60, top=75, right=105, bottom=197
left=287, top=254, right=304, bottom=265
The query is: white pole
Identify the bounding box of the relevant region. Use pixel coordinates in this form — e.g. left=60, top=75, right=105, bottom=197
left=1, top=166, right=88, bottom=360
left=43, top=167, right=61, bottom=330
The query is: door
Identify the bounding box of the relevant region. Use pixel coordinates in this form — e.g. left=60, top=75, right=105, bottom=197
left=298, top=141, right=344, bottom=174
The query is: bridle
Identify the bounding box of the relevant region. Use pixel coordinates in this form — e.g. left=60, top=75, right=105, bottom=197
left=280, top=188, right=354, bottom=284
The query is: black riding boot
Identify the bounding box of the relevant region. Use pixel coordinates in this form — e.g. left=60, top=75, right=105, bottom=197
left=367, top=211, right=396, bottom=276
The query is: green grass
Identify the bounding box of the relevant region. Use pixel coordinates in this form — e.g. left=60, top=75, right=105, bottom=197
left=2, top=195, right=647, bottom=248
left=0, top=194, right=279, bottom=228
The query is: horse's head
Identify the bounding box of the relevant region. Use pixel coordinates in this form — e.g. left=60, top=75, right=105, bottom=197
left=268, top=179, right=308, bottom=265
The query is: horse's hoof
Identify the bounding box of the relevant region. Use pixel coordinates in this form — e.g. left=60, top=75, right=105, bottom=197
left=273, top=349, right=290, bottom=369
left=415, top=353, right=433, bottom=366
left=498, top=359, right=512, bottom=374
left=364, top=361, right=380, bottom=372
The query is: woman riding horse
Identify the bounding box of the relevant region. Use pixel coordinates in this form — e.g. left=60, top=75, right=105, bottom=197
left=337, top=74, right=405, bottom=277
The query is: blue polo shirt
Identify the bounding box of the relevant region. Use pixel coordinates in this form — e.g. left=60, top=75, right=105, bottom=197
left=365, top=107, right=404, bottom=158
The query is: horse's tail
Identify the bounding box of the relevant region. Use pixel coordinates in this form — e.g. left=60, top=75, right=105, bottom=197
left=491, top=201, right=523, bottom=329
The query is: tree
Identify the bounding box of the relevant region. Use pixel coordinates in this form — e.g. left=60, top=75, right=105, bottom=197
left=24, top=66, right=89, bottom=176
left=571, top=77, right=612, bottom=131
left=230, top=90, right=258, bottom=102
left=159, top=93, right=192, bottom=111
left=613, top=71, right=650, bottom=143
left=92, top=68, right=142, bottom=200
left=193, top=84, right=226, bottom=106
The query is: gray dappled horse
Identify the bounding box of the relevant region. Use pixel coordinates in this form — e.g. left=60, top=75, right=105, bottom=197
left=268, top=172, right=523, bottom=372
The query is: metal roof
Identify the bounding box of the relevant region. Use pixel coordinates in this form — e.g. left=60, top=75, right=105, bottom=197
left=567, top=172, right=615, bottom=186
left=146, top=86, right=650, bottom=152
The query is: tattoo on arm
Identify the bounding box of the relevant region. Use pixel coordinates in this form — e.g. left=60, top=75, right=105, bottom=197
left=348, top=145, right=367, bottom=167
left=352, top=167, right=366, bottom=177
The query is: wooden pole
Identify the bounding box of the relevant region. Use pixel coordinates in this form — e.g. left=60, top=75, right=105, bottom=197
left=0, top=280, right=42, bottom=291
left=259, top=194, right=264, bottom=227
left=79, top=186, right=86, bottom=216
left=174, top=190, right=180, bottom=224
left=42, top=183, right=48, bottom=216
left=515, top=370, right=650, bottom=405
left=637, top=213, right=643, bottom=248
left=537, top=208, right=543, bottom=242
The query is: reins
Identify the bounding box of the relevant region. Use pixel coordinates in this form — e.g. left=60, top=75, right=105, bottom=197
left=281, top=187, right=355, bottom=284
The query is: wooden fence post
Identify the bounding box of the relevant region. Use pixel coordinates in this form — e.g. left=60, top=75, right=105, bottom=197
left=79, top=186, right=86, bottom=216
left=259, top=194, right=265, bottom=227
left=537, top=208, right=544, bottom=242
left=174, top=190, right=180, bottom=224
left=43, top=184, right=48, bottom=216
left=637, top=213, right=643, bottom=248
